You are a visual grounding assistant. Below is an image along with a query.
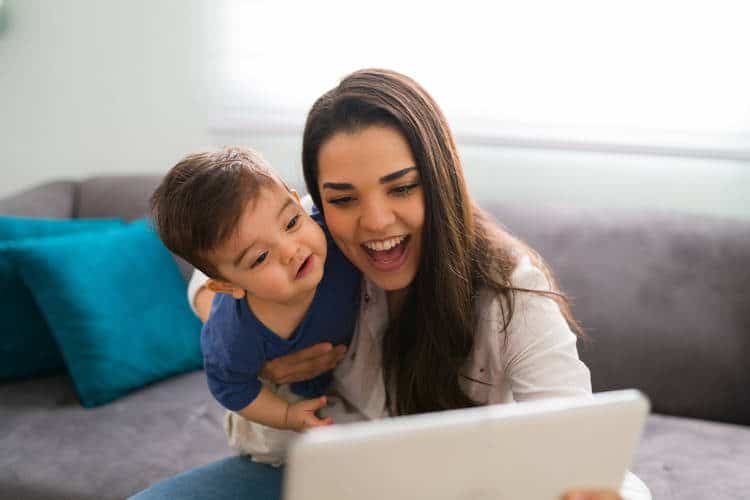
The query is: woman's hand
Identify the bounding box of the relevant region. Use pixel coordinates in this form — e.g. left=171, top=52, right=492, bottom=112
left=260, top=343, right=347, bottom=385
left=562, top=490, right=621, bottom=500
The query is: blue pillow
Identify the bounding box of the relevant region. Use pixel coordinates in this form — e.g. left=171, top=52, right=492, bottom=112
left=0, top=216, right=125, bottom=380
left=6, top=219, right=202, bottom=407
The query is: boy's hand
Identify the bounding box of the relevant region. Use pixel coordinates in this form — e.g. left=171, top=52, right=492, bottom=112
left=284, top=396, right=333, bottom=431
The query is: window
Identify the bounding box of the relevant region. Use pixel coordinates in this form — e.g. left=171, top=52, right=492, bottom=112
left=207, top=1, right=750, bottom=160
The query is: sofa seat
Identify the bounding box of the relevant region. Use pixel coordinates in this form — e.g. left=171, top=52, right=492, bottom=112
left=634, top=413, right=750, bottom=500
left=0, top=371, right=228, bottom=500
left=1, top=370, right=748, bottom=500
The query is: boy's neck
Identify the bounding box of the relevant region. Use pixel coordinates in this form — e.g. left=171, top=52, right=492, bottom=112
left=245, top=287, right=318, bottom=339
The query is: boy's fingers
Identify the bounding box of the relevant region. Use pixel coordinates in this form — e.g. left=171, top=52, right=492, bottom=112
left=301, top=396, right=327, bottom=411
left=304, top=414, right=333, bottom=428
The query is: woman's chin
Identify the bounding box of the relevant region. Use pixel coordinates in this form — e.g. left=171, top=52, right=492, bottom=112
left=369, top=273, right=415, bottom=293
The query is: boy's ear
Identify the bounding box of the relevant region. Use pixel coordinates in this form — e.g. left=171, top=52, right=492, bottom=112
left=290, top=189, right=300, bottom=203
left=206, top=279, right=245, bottom=299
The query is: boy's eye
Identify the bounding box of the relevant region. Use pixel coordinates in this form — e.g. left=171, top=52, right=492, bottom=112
left=286, top=214, right=300, bottom=230
left=391, top=183, right=419, bottom=196
left=328, top=196, right=353, bottom=206
left=251, top=251, right=268, bottom=268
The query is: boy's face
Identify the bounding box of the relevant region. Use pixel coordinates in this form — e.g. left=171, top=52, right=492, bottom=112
left=209, top=181, right=327, bottom=306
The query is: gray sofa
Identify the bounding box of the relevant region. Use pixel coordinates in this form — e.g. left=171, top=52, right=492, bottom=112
left=1, top=175, right=748, bottom=500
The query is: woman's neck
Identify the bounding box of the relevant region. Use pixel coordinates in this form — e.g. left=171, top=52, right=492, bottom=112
left=386, top=287, right=410, bottom=317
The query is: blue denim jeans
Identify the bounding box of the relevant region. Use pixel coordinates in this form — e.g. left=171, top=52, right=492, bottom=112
left=129, top=456, right=283, bottom=500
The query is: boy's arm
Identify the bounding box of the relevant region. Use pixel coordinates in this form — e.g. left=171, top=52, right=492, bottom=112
left=237, top=385, right=332, bottom=431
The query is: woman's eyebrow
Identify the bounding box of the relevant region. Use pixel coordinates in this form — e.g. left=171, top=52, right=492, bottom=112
left=379, top=166, right=417, bottom=184
left=322, top=166, right=417, bottom=190
left=322, top=181, right=353, bottom=190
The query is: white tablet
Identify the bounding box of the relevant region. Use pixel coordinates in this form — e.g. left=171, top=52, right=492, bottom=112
left=283, top=389, right=649, bottom=500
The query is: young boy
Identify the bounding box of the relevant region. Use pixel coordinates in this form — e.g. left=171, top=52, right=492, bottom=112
left=150, top=147, right=360, bottom=465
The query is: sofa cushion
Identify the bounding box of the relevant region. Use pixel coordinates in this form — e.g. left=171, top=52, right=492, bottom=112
left=75, top=175, right=195, bottom=281
left=0, top=216, right=125, bottom=381
left=6, top=219, right=203, bottom=406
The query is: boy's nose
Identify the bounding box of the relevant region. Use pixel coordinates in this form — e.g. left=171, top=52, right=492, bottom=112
left=279, top=239, right=301, bottom=265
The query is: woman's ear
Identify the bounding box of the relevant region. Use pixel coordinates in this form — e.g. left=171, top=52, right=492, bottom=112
left=206, top=279, right=246, bottom=299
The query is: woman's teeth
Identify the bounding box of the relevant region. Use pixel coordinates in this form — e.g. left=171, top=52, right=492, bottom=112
left=363, top=235, right=407, bottom=252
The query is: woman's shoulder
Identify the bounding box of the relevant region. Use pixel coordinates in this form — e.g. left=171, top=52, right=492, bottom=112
left=474, top=249, right=560, bottom=334
left=509, top=251, right=553, bottom=292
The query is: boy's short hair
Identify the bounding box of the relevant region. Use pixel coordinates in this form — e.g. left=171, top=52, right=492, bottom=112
left=150, top=146, right=277, bottom=280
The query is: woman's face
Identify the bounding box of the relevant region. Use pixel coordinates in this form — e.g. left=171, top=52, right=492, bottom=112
left=317, top=125, right=425, bottom=292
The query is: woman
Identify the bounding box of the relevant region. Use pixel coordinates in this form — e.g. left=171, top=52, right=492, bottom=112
left=132, top=69, right=649, bottom=499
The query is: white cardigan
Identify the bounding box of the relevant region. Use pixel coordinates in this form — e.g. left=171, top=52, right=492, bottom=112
left=329, top=253, right=592, bottom=420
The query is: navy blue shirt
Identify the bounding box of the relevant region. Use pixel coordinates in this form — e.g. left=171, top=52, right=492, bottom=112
left=201, top=211, right=361, bottom=411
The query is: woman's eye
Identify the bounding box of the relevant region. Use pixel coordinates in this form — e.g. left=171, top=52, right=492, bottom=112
left=251, top=252, right=268, bottom=268
left=391, top=183, right=419, bottom=197
left=328, top=196, right=353, bottom=206
left=286, top=214, right=300, bottom=230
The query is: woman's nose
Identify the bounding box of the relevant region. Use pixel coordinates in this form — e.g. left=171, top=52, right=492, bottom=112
left=360, top=197, right=396, bottom=233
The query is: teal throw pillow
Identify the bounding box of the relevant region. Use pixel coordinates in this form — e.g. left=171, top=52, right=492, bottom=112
left=6, top=219, right=202, bottom=406
left=0, top=216, right=125, bottom=380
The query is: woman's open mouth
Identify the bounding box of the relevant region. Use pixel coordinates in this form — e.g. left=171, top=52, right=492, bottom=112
left=295, top=255, right=314, bottom=279
left=361, top=235, right=411, bottom=272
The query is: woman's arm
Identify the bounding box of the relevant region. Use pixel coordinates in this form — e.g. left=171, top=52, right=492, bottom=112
left=499, top=257, right=650, bottom=500
left=187, top=268, right=212, bottom=322
left=500, top=256, right=592, bottom=401
left=193, top=286, right=214, bottom=323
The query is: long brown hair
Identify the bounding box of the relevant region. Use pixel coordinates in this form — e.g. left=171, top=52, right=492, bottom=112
left=302, top=69, right=582, bottom=416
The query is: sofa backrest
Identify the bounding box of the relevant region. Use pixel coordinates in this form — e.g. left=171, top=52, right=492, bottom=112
left=487, top=201, right=750, bottom=426
left=3, top=176, right=749, bottom=425
left=74, top=175, right=163, bottom=221
left=0, top=181, right=78, bottom=218
left=0, top=175, right=193, bottom=281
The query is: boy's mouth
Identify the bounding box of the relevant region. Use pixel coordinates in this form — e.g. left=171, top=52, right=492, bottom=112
left=295, top=255, right=313, bottom=279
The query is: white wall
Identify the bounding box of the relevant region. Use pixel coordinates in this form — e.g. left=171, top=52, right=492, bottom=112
left=0, top=0, right=213, bottom=198
left=1, top=0, right=748, bottom=219
left=216, top=130, right=750, bottom=220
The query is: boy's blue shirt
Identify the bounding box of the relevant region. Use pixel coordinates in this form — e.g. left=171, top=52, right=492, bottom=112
left=201, top=210, right=361, bottom=412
